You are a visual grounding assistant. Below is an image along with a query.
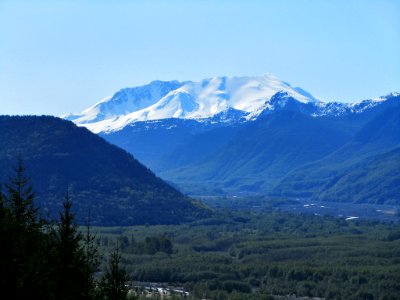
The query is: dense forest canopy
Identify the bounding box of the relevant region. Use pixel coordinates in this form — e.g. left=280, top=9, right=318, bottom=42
left=0, top=115, right=209, bottom=225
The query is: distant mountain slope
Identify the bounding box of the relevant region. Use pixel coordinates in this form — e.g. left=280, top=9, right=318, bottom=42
left=97, top=93, right=400, bottom=201
left=101, top=108, right=247, bottom=170
left=317, top=147, right=400, bottom=204
left=275, top=146, right=400, bottom=204
left=0, top=116, right=209, bottom=225
left=274, top=103, right=400, bottom=204
left=159, top=105, right=353, bottom=194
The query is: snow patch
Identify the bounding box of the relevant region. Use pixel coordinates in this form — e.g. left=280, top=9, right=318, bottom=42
left=66, top=74, right=318, bottom=133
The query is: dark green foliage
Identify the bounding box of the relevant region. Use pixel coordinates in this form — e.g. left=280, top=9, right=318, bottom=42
left=316, top=147, right=400, bottom=203
left=0, top=161, right=101, bottom=300
left=0, top=160, right=50, bottom=299
left=0, top=115, right=210, bottom=225
left=52, top=194, right=88, bottom=299
left=120, top=235, right=173, bottom=255
left=83, top=215, right=102, bottom=299
left=276, top=104, right=400, bottom=204
left=6, top=159, right=38, bottom=228
left=0, top=186, right=6, bottom=289
left=99, top=247, right=129, bottom=300
left=94, top=210, right=400, bottom=299
left=160, top=110, right=353, bottom=194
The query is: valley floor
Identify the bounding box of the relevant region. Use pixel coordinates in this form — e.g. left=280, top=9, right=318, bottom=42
left=92, top=206, right=400, bottom=300
left=196, top=196, right=400, bottom=223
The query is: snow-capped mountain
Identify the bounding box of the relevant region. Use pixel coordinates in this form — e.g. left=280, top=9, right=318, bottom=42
left=62, top=79, right=399, bottom=199
left=65, top=74, right=318, bottom=133
left=65, top=74, right=396, bottom=134
left=100, top=92, right=400, bottom=198
left=249, top=91, right=395, bottom=120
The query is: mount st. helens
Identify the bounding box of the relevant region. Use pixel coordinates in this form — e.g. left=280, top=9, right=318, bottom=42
left=65, top=75, right=400, bottom=204
left=65, top=75, right=317, bottom=133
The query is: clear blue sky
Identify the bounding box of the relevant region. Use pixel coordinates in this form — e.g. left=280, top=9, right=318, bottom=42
left=1, top=0, right=399, bottom=116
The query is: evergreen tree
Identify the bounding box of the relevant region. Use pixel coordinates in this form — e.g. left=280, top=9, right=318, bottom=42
left=83, top=212, right=101, bottom=300
left=0, top=159, right=49, bottom=299
left=0, top=185, right=8, bottom=292
left=6, top=159, right=37, bottom=229
left=0, top=185, right=5, bottom=217
left=53, top=192, right=87, bottom=300
left=99, top=246, right=129, bottom=300
left=0, top=161, right=101, bottom=299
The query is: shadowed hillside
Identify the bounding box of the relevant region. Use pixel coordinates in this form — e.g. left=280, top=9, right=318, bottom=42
left=0, top=116, right=209, bottom=225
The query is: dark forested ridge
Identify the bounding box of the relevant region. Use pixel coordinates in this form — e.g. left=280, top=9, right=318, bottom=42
left=0, top=116, right=209, bottom=225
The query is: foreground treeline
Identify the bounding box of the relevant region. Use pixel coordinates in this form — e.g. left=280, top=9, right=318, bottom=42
left=0, top=161, right=129, bottom=300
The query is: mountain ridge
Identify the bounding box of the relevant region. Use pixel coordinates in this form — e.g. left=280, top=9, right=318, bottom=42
left=65, top=75, right=397, bottom=134
left=65, top=74, right=318, bottom=133
left=0, top=115, right=210, bottom=225
left=99, top=93, right=400, bottom=203
left=274, top=102, right=400, bottom=203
